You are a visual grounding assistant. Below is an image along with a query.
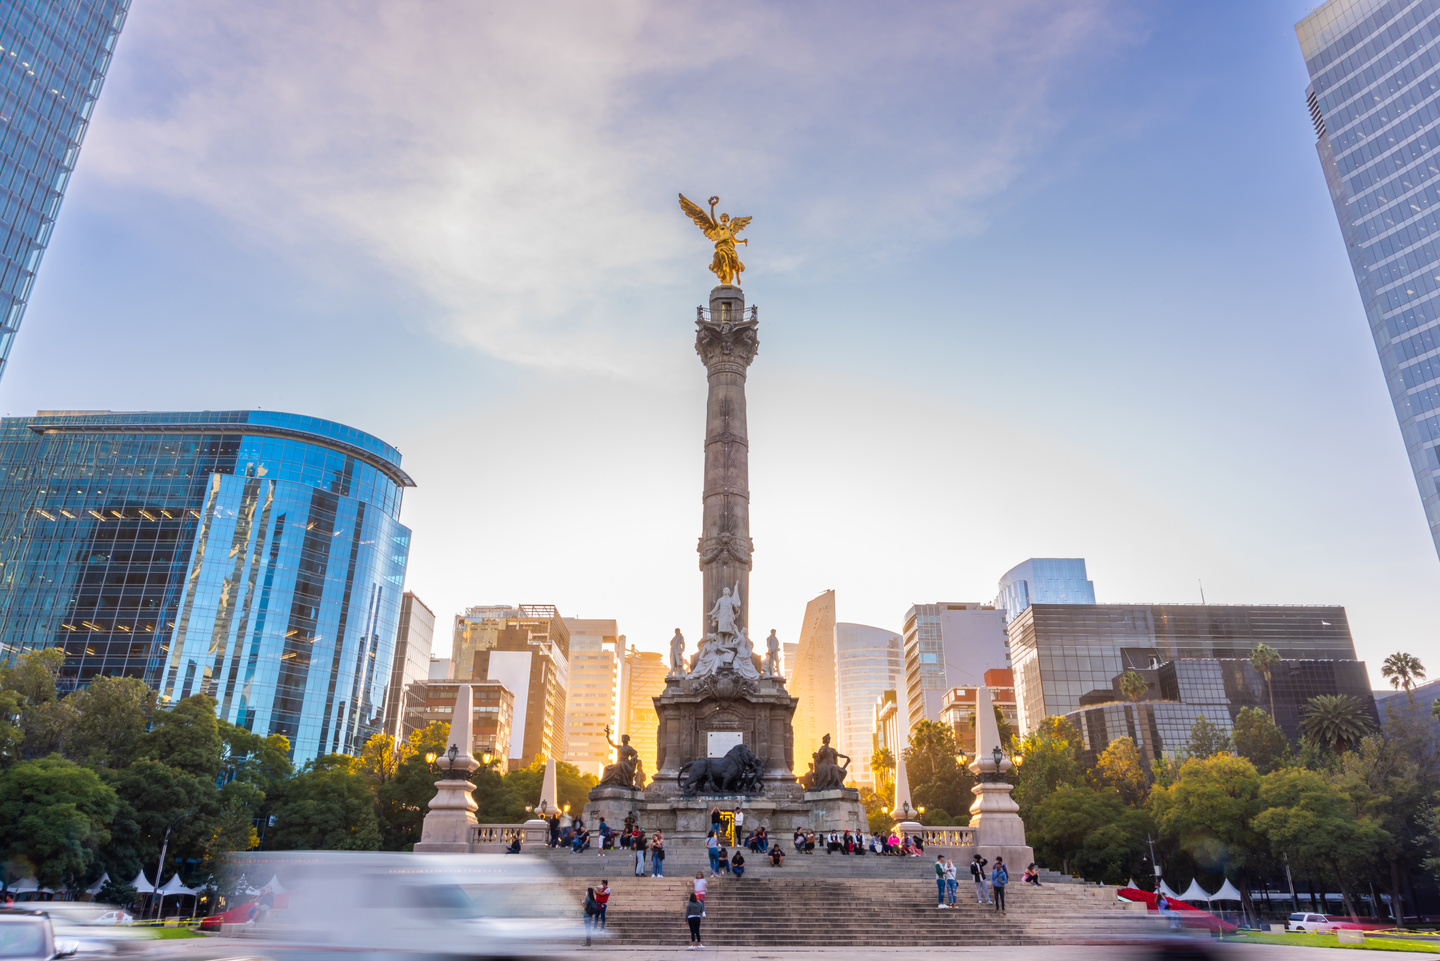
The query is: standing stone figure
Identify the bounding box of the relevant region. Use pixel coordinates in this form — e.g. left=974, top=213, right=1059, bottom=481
left=669, top=629, right=687, bottom=677
left=809, top=734, right=851, bottom=791
left=599, top=726, right=642, bottom=789
left=764, top=629, right=781, bottom=677
left=709, top=583, right=741, bottom=637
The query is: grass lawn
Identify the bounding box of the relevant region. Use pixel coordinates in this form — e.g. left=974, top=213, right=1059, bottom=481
left=141, top=927, right=203, bottom=939
left=1227, top=932, right=1440, bottom=953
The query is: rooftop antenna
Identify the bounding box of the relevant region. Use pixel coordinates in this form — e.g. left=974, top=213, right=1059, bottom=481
left=1198, top=579, right=1206, bottom=604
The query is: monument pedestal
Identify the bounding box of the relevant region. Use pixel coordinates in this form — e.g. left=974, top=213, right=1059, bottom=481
left=803, top=788, right=867, bottom=834
left=415, top=684, right=482, bottom=853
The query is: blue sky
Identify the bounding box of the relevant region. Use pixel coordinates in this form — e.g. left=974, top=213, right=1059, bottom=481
left=3, top=1, right=1434, bottom=683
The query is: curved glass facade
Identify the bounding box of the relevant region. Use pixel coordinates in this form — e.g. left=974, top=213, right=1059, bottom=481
left=834, top=621, right=903, bottom=788
left=0, top=410, right=413, bottom=763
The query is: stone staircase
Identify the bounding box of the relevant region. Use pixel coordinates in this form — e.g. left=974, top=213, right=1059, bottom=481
left=561, top=874, right=1155, bottom=947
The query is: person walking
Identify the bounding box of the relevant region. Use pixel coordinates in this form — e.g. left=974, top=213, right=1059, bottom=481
left=651, top=832, right=665, bottom=877
left=934, top=855, right=949, bottom=908
left=991, top=857, right=1009, bottom=912
left=707, top=831, right=720, bottom=876
left=583, top=886, right=599, bottom=946
left=685, top=893, right=705, bottom=949
left=971, top=854, right=991, bottom=904
left=595, top=880, right=611, bottom=931
left=944, top=856, right=958, bottom=906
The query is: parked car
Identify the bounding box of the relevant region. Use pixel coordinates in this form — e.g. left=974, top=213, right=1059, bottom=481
left=0, top=908, right=79, bottom=961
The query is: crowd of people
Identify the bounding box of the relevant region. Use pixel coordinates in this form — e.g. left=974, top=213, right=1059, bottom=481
left=550, top=812, right=668, bottom=876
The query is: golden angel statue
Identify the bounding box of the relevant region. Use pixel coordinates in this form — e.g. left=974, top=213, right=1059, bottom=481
left=679, top=193, right=752, bottom=285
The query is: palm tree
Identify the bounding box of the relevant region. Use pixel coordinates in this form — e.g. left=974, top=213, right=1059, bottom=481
left=1381, top=652, right=1426, bottom=704
left=1119, top=670, right=1148, bottom=702
left=870, top=747, right=896, bottom=793
left=1299, top=694, right=1374, bottom=753
left=1249, top=643, right=1281, bottom=719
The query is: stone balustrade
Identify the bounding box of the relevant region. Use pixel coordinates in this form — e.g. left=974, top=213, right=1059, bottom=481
left=917, top=826, right=976, bottom=848
left=468, top=823, right=524, bottom=844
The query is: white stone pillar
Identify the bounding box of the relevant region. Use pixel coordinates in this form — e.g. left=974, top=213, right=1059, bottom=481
left=967, top=686, right=1033, bottom=867
left=415, top=684, right=481, bottom=853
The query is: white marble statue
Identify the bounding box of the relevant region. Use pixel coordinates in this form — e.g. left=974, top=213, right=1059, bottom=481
left=708, top=582, right=741, bottom=637
left=764, top=629, right=781, bottom=677
left=668, top=628, right=687, bottom=677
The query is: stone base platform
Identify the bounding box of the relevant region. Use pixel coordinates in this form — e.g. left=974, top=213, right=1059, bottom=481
left=581, top=785, right=865, bottom=844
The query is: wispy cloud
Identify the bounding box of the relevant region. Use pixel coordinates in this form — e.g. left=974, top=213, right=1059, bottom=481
left=87, top=0, right=1134, bottom=373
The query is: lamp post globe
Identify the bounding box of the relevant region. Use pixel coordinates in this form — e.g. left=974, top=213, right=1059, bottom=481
left=992, top=745, right=1003, bottom=770
left=446, top=743, right=459, bottom=771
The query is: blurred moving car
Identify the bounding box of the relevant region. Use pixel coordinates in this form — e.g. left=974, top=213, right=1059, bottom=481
left=220, top=852, right=582, bottom=960
left=0, top=908, right=79, bottom=961
left=1286, top=912, right=1363, bottom=933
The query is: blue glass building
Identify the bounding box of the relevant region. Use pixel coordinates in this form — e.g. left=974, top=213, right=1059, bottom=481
left=995, top=558, right=1096, bottom=622
left=0, top=1, right=129, bottom=381
left=1298, top=0, right=1440, bottom=560
left=0, top=410, right=414, bottom=763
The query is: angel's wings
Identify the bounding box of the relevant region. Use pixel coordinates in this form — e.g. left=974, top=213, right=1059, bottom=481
left=728, top=216, right=752, bottom=234
left=679, top=193, right=719, bottom=239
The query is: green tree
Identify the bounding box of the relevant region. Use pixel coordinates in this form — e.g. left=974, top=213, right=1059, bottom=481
left=1119, top=670, right=1148, bottom=702
left=1094, top=736, right=1148, bottom=806
left=1012, top=716, right=1084, bottom=821
left=0, top=756, right=119, bottom=894
left=1149, top=754, right=1264, bottom=918
left=1186, top=713, right=1231, bottom=759
left=967, top=704, right=1014, bottom=748
left=902, top=720, right=959, bottom=783
left=1381, top=652, right=1426, bottom=704
left=1299, top=694, right=1374, bottom=754
left=474, top=757, right=597, bottom=823
left=0, top=689, right=23, bottom=766
left=1231, top=706, right=1288, bottom=774
left=66, top=676, right=156, bottom=769
left=138, top=695, right=224, bottom=778
left=869, top=747, right=896, bottom=797
left=102, top=758, right=217, bottom=886
left=358, top=732, right=401, bottom=787
left=267, top=754, right=381, bottom=851
left=1030, top=785, right=1152, bottom=883
left=1, top=649, right=75, bottom=758
left=1254, top=766, right=1385, bottom=920
left=1249, top=643, right=1281, bottom=719
left=857, top=785, right=894, bottom=835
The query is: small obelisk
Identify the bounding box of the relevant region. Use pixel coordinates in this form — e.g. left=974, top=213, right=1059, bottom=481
left=415, top=683, right=480, bottom=852
left=968, top=686, right=1034, bottom=866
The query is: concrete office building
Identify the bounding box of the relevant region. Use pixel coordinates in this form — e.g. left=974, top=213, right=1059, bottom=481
left=0, top=410, right=414, bottom=764
left=1008, top=603, right=1378, bottom=750
left=834, top=622, right=904, bottom=788
left=617, top=644, right=668, bottom=780
left=995, top=558, right=1096, bottom=622
left=871, top=688, right=904, bottom=785
left=452, top=604, right=570, bottom=769
left=0, top=1, right=130, bottom=381
left=902, top=602, right=1009, bottom=729
left=790, top=590, right=838, bottom=765
left=1298, top=0, right=1440, bottom=561
left=562, top=618, right=620, bottom=778
left=383, top=592, right=434, bottom=744
left=428, top=657, right=450, bottom=680
left=420, top=677, right=514, bottom=772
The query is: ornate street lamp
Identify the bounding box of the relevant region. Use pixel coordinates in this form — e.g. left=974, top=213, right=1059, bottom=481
left=424, top=752, right=438, bottom=771
left=991, top=745, right=1004, bottom=770
left=446, top=743, right=459, bottom=772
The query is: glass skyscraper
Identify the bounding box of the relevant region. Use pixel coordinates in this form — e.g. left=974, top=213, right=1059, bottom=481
left=833, top=621, right=903, bottom=788
left=1298, top=0, right=1440, bottom=559
left=0, top=1, right=129, bottom=380
left=995, top=557, right=1096, bottom=622
left=0, top=410, right=414, bottom=763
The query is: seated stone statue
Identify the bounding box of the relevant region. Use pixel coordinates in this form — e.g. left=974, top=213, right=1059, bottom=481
left=598, top=727, right=642, bottom=789
left=808, top=733, right=850, bottom=791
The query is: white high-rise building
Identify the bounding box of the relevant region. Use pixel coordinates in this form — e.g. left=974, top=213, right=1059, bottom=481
left=902, top=603, right=1009, bottom=729
left=562, top=618, right=620, bottom=778
left=833, top=622, right=903, bottom=788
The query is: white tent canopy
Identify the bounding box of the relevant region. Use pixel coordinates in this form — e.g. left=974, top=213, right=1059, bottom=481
left=1127, top=878, right=1141, bottom=891
left=1157, top=880, right=1184, bottom=901
left=131, top=871, right=155, bottom=894
left=85, top=873, right=110, bottom=896
left=1178, top=878, right=1212, bottom=902
left=264, top=875, right=287, bottom=895
left=158, top=875, right=197, bottom=897
left=9, top=878, right=39, bottom=893
left=1210, top=878, right=1244, bottom=902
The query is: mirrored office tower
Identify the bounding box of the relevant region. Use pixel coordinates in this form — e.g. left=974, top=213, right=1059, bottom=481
left=0, top=410, right=414, bottom=764
left=1298, top=0, right=1440, bottom=559
left=0, top=1, right=129, bottom=380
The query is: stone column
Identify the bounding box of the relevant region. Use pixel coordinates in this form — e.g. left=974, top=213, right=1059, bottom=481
left=695, top=285, right=759, bottom=638
left=967, top=686, right=1034, bottom=867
